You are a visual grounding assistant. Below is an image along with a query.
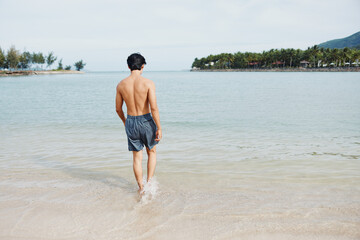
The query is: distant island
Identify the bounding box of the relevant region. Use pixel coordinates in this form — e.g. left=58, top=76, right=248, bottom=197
left=0, top=70, right=85, bottom=76
left=319, top=31, right=360, bottom=49
left=0, top=45, right=86, bottom=76
left=191, top=31, right=360, bottom=72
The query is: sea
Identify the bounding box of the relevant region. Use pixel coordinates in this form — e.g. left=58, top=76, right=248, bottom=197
left=0, top=71, right=359, bottom=240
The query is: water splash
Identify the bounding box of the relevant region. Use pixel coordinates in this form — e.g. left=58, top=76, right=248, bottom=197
left=139, top=176, right=159, bottom=204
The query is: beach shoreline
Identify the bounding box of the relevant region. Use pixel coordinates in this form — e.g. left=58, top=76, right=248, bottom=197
left=191, top=67, right=360, bottom=72
left=1, top=71, right=359, bottom=240
left=0, top=70, right=84, bottom=77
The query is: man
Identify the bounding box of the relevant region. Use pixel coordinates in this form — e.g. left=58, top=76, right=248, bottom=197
left=115, top=53, right=162, bottom=193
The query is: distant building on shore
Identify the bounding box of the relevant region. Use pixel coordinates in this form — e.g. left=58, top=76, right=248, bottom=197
left=272, top=61, right=284, bottom=67
left=300, top=60, right=310, bottom=68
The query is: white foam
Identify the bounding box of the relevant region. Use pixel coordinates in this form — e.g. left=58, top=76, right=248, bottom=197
left=139, top=176, right=159, bottom=204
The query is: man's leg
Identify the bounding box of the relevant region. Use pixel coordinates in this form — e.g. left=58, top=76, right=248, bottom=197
left=133, top=150, right=143, bottom=191
left=146, top=146, right=157, bottom=182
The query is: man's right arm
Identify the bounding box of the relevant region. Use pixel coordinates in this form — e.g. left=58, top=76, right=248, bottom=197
left=148, top=81, right=162, bottom=141
left=115, top=84, right=126, bottom=126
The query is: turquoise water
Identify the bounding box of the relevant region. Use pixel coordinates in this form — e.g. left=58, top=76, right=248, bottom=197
left=1, top=72, right=360, bottom=239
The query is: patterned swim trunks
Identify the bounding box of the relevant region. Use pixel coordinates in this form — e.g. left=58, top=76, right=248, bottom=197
left=125, top=113, right=158, bottom=151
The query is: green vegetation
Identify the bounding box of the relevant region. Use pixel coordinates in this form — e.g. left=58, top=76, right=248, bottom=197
left=193, top=31, right=360, bottom=70
left=319, top=31, right=360, bottom=49
left=56, top=59, right=72, bottom=71
left=19, top=51, right=32, bottom=69
left=31, top=52, right=45, bottom=69
left=74, top=60, right=86, bottom=71
left=6, top=46, right=20, bottom=69
left=192, top=46, right=360, bottom=70
left=46, top=52, right=57, bottom=69
left=57, top=59, right=63, bottom=70
left=0, top=48, right=5, bottom=67
left=0, top=45, right=86, bottom=71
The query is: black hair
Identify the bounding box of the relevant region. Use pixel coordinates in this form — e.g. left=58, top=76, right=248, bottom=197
left=127, top=53, right=146, bottom=71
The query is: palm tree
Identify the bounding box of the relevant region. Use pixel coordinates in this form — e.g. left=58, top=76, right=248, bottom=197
left=330, top=48, right=339, bottom=66
left=322, top=48, right=331, bottom=66
left=286, top=48, right=296, bottom=67
left=350, top=49, right=360, bottom=65
left=342, top=47, right=351, bottom=66
left=233, top=52, right=246, bottom=68
left=309, top=45, right=320, bottom=67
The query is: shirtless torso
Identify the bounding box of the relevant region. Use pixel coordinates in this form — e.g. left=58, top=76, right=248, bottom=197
left=118, top=73, right=153, bottom=116
left=116, top=68, right=161, bottom=135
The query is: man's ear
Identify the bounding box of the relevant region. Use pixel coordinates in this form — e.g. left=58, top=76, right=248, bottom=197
left=141, top=64, right=145, bottom=69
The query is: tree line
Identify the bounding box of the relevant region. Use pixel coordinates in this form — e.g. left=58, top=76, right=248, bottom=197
left=0, top=45, right=86, bottom=71
left=192, top=46, right=360, bottom=69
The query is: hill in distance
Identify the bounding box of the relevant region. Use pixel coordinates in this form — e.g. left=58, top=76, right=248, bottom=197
left=318, top=31, right=360, bottom=49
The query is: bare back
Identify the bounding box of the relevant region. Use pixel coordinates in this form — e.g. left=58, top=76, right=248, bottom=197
left=116, top=69, right=161, bottom=136
left=117, top=75, right=152, bottom=116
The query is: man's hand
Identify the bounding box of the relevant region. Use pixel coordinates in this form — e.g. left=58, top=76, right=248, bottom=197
left=155, top=129, right=162, bottom=142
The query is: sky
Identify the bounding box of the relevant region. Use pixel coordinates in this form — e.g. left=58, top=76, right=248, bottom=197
left=0, top=0, right=359, bottom=71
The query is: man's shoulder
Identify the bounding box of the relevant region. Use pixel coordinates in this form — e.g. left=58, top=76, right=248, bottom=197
left=117, top=76, right=130, bottom=88
left=141, top=76, right=155, bottom=87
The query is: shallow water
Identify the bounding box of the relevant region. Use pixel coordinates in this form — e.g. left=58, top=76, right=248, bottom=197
left=0, top=71, right=360, bottom=239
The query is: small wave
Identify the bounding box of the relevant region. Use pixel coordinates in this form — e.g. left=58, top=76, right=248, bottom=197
left=139, top=177, right=159, bottom=205
left=310, top=151, right=359, bottom=159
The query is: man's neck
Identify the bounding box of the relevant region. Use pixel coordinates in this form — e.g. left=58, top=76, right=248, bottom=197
left=130, top=70, right=142, bottom=76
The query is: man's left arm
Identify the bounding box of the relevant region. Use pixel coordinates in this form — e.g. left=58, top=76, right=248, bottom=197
left=115, top=85, right=126, bottom=126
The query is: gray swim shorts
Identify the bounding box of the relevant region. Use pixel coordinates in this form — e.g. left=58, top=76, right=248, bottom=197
left=125, top=113, right=158, bottom=151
